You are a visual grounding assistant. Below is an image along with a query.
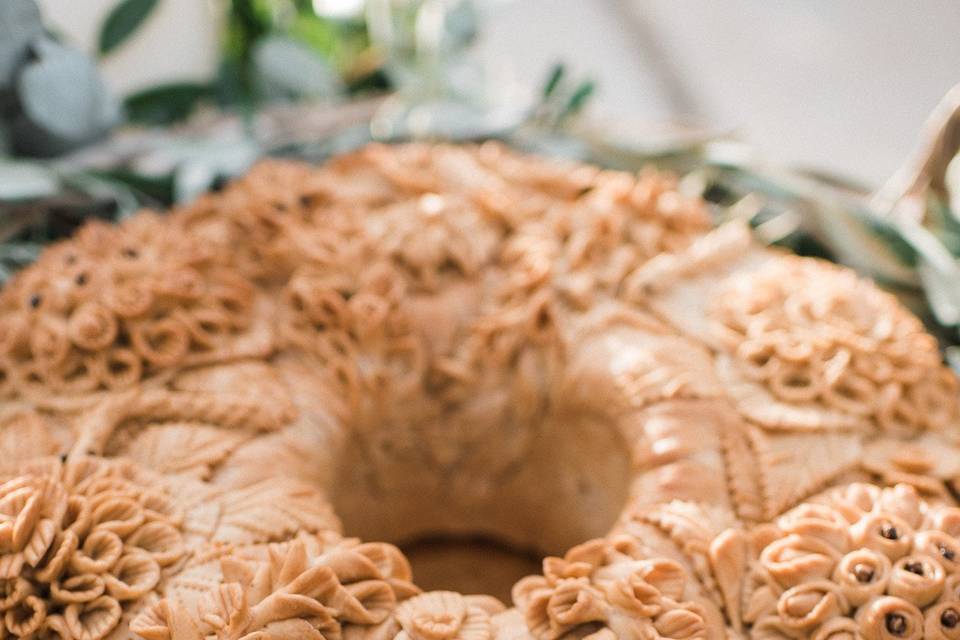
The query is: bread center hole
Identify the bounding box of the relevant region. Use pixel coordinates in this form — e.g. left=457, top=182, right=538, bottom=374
left=331, top=411, right=632, bottom=603
left=399, top=535, right=542, bottom=603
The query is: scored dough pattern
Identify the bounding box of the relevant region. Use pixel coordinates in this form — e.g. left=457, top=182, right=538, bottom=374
left=0, top=143, right=959, bottom=639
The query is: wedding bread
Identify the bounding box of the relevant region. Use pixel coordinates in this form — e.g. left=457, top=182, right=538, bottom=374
left=0, top=142, right=958, bottom=639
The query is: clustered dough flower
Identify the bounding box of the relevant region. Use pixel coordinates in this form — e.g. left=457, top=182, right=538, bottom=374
left=279, top=260, right=423, bottom=410
left=132, top=532, right=424, bottom=639
left=743, top=483, right=960, bottom=640
left=709, top=257, right=958, bottom=435
left=499, top=166, right=711, bottom=308
left=512, top=535, right=714, bottom=639
left=0, top=456, right=185, bottom=639
left=0, top=214, right=258, bottom=398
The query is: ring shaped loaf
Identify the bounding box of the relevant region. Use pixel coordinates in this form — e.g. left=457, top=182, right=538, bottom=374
left=0, top=143, right=959, bottom=639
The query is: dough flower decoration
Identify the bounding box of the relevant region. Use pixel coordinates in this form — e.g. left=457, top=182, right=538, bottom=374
left=394, top=590, right=506, bottom=640
left=558, top=168, right=710, bottom=284
left=498, top=167, right=710, bottom=307
left=512, top=535, right=716, bottom=639
left=372, top=193, right=501, bottom=291
left=467, top=289, right=563, bottom=371
left=0, top=456, right=186, bottom=640
left=176, top=159, right=332, bottom=280
left=0, top=213, right=262, bottom=398
left=132, top=532, right=422, bottom=639
left=736, top=483, right=960, bottom=640
left=279, top=261, right=423, bottom=410
left=708, top=257, right=957, bottom=435
left=861, top=434, right=960, bottom=498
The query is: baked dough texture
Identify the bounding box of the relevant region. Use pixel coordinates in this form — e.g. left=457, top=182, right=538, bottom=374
left=0, top=142, right=959, bottom=639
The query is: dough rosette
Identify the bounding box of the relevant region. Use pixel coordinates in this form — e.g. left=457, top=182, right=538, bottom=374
left=886, top=555, right=945, bottom=608
left=855, top=596, right=923, bottom=640
left=776, top=580, right=849, bottom=633
left=833, top=548, right=892, bottom=606
left=924, top=602, right=960, bottom=640
left=761, top=534, right=841, bottom=588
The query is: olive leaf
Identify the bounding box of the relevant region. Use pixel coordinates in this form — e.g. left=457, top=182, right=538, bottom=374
left=0, top=0, right=43, bottom=88
left=124, top=82, right=210, bottom=125
left=99, top=0, right=159, bottom=55
left=13, top=37, right=120, bottom=156
left=528, top=64, right=596, bottom=131
left=541, top=64, right=564, bottom=99
left=561, top=80, right=596, bottom=120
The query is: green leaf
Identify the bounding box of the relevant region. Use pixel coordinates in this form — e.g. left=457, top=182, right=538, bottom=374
left=212, top=58, right=249, bottom=108
left=98, top=0, right=159, bottom=55
left=289, top=13, right=339, bottom=60
left=541, top=63, right=565, bottom=99
left=563, top=80, right=596, bottom=118
left=123, top=82, right=210, bottom=125
left=88, top=168, right=174, bottom=204
left=865, top=217, right=919, bottom=267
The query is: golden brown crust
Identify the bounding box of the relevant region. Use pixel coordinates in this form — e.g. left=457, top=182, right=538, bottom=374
left=716, top=484, right=960, bottom=640
left=0, top=214, right=267, bottom=399
left=0, top=454, right=335, bottom=639
left=705, top=257, right=956, bottom=437
left=1, top=143, right=958, bottom=639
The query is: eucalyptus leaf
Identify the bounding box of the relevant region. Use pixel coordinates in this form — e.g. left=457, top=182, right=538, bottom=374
left=98, top=0, right=159, bottom=55
left=443, top=0, right=478, bottom=51
left=124, top=82, right=210, bottom=125
left=0, top=160, right=59, bottom=201
left=0, top=0, right=43, bottom=88
left=253, top=35, right=343, bottom=101
left=14, top=37, right=120, bottom=155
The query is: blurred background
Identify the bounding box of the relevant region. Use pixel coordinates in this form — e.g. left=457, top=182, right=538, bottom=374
left=5, top=0, right=960, bottom=354
left=31, top=0, right=960, bottom=185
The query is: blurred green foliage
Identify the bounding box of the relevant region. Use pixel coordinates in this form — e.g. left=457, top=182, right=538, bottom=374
left=120, top=0, right=386, bottom=126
